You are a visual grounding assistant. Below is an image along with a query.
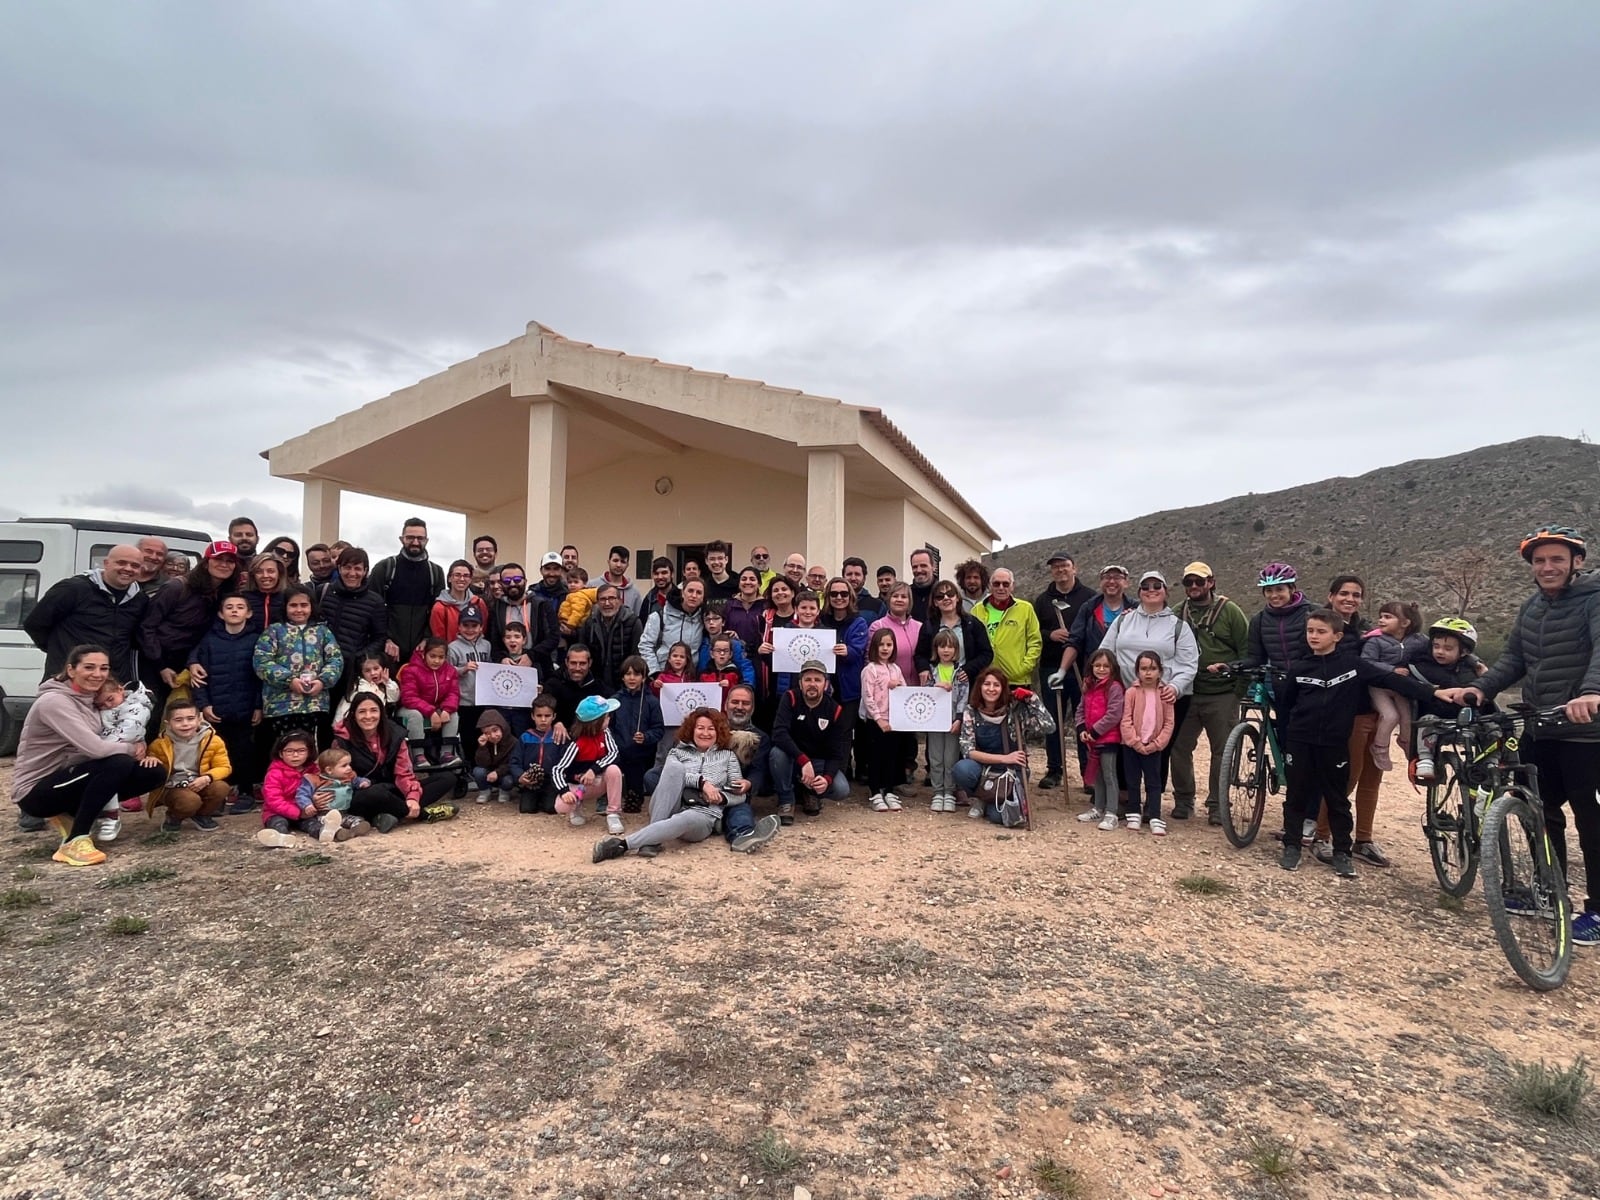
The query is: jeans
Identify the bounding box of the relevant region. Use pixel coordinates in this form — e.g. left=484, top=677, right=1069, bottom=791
left=770, top=746, right=851, bottom=805
left=471, top=766, right=512, bottom=793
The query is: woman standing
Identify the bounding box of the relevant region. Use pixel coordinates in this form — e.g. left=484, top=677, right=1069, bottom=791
left=913, top=582, right=994, bottom=684
left=1096, top=571, right=1199, bottom=794
left=318, top=547, right=390, bottom=695
left=238, top=554, right=289, bottom=636
left=139, top=541, right=240, bottom=731
left=641, top=580, right=707, bottom=675
left=264, top=537, right=303, bottom=583
left=11, top=645, right=166, bottom=866
left=723, top=568, right=769, bottom=654
left=820, top=576, right=870, bottom=730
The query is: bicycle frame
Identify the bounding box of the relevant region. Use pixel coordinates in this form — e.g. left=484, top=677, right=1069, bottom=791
left=1238, top=675, right=1288, bottom=790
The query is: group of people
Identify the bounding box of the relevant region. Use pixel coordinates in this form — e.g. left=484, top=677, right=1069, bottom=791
left=10, top=517, right=1600, bottom=944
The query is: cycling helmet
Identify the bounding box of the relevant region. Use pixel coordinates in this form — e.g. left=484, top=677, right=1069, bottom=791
left=1257, top=562, right=1297, bottom=588
left=1426, top=616, right=1477, bottom=652
left=1519, top=525, right=1586, bottom=562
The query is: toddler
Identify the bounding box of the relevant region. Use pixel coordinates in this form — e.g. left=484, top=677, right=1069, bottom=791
left=295, top=748, right=374, bottom=842
left=1119, top=651, right=1175, bottom=834
left=334, top=655, right=400, bottom=725
left=1409, top=618, right=1492, bottom=782
left=1361, top=601, right=1423, bottom=769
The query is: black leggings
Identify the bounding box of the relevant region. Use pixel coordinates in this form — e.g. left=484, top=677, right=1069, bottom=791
left=19, top=757, right=168, bottom=839
left=348, top=777, right=456, bottom=822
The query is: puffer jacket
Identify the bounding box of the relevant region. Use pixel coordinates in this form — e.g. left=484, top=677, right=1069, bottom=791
left=578, top=608, right=644, bottom=693
left=612, top=685, right=665, bottom=757
left=237, top=589, right=288, bottom=637
left=1098, top=606, right=1200, bottom=697
left=319, top=579, right=390, bottom=673
left=140, top=579, right=230, bottom=676
left=1077, top=676, right=1124, bottom=746
left=149, top=722, right=232, bottom=784
left=253, top=621, right=345, bottom=717
left=641, top=602, right=705, bottom=673
left=1478, top=571, right=1600, bottom=741
left=397, top=646, right=459, bottom=717
left=1245, top=594, right=1310, bottom=670
left=189, top=622, right=264, bottom=720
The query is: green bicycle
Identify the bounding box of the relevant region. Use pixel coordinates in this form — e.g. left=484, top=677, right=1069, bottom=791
left=1216, top=666, right=1289, bottom=849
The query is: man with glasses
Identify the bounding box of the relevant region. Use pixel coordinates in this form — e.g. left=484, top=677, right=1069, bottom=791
left=805, top=564, right=829, bottom=594
left=972, top=569, right=1041, bottom=687
left=489, top=562, right=560, bottom=674
left=1033, top=551, right=1098, bottom=790
left=578, top=583, right=644, bottom=693
left=703, top=539, right=738, bottom=602
left=471, top=535, right=498, bottom=573
left=748, top=546, right=776, bottom=591
left=369, top=518, right=445, bottom=664
left=1170, top=561, right=1249, bottom=824
left=782, top=553, right=808, bottom=588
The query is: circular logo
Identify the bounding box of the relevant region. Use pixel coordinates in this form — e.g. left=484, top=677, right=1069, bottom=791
left=673, top=685, right=716, bottom=712
left=488, top=669, right=527, bottom=699
left=903, top=690, right=940, bottom=724
left=786, top=632, right=825, bottom=665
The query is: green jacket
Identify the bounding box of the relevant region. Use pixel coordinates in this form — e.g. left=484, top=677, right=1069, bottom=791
left=972, top=597, right=1042, bottom=686
left=1173, top=594, right=1250, bottom=696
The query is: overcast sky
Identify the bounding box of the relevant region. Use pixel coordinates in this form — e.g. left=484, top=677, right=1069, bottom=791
left=3, top=1, right=1597, bottom=563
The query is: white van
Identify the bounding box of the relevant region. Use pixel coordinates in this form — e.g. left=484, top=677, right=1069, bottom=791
left=0, top=518, right=212, bottom=754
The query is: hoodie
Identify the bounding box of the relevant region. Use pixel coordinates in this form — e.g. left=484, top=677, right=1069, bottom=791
left=429, top=588, right=478, bottom=645
left=12, top=678, right=140, bottom=801
left=474, top=709, right=516, bottom=776
left=1097, top=606, right=1200, bottom=698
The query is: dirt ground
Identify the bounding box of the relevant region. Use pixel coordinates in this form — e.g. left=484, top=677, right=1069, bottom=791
left=1, top=742, right=1597, bottom=1200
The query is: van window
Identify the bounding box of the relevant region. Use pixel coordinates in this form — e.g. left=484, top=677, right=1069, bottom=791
left=0, top=540, right=44, bottom=565
left=0, top=570, right=39, bottom=629
left=90, top=544, right=115, bottom=569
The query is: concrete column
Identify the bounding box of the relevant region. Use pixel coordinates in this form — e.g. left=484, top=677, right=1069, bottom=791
left=805, top=449, right=846, bottom=573
left=301, top=478, right=341, bottom=548
left=525, top=399, right=569, bottom=561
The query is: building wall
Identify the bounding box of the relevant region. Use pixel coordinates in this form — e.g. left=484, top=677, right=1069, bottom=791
left=902, top=498, right=988, bottom=579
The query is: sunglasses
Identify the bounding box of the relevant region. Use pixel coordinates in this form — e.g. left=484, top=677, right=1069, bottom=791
left=751, top=554, right=770, bottom=560
left=828, top=590, right=851, bottom=599
left=1182, top=577, right=1207, bottom=586
left=1139, top=582, right=1166, bottom=591
left=500, top=574, right=525, bottom=584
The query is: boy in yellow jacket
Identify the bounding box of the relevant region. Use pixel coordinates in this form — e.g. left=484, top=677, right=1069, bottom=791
left=147, top=700, right=233, bottom=832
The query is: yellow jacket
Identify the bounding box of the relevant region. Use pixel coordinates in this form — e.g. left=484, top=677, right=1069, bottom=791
left=559, top=587, right=598, bottom=632
left=149, top=722, right=232, bottom=784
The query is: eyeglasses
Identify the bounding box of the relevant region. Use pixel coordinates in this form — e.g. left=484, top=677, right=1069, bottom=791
left=1139, top=582, right=1166, bottom=591
left=500, top=574, right=524, bottom=584
left=990, top=581, right=1012, bottom=588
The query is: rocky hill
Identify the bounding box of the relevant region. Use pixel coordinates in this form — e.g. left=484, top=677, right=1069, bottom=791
left=989, top=436, right=1600, bottom=659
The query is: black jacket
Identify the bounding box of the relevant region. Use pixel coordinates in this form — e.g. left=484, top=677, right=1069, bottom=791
left=773, top=686, right=849, bottom=781
left=577, top=609, right=643, bottom=693
left=1279, top=650, right=1437, bottom=748
left=547, top=672, right=605, bottom=728
left=25, top=572, right=149, bottom=682
left=1478, top=572, right=1600, bottom=742
left=912, top=611, right=994, bottom=679
left=318, top=580, right=390, bottom=673
left=1033, top=580, right=1098, bottom=681
left=490, top=595, right=561, bottom=674
left=368, top=555, right=445, bottom=661
left=139, top=579, right=228, bottom=678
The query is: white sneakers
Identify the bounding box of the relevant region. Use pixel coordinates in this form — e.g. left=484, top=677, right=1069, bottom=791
left=95, top=810, right=121, bottom=842
left=871, top=793, right=889, bottom=812
left=1097, top=812, right=1117, bottom=831
left=605, top=812, right=625, bottom=836
left=1077, top=808, right=1102, bottom=823
left=929, top=794, right=957, bottom=813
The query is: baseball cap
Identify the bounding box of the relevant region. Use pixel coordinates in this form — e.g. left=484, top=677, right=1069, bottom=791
left=203, top=540, right=238, bottom=560
left=1181, top=561, right=1214, bottom=580
left=1138, top=570, right=1168, bottom=588
left=459, top=604, right=485, bottom=626
left=576, top=696, right=621, bottom=722
left=540, top=551, right=563, bottom=567
left=1099, top=564, right=1129, bottom=578
left=799, top=659, right=830, bottom=677
left=1046, top=549, right=1072, bottom=564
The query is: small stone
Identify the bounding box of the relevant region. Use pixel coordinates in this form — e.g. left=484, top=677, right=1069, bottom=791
left=793, top=1188, right=812, bottom=1200
left=996, top=1166, right=1012, bottom=1180
left=659, top=1154, right=671, bottom=1165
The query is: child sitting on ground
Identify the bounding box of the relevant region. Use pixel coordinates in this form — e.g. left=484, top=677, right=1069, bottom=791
left=1361, top=600, right=1425, bottom=770
left=552, top=695, right=625, bottom=835
left=472, top=709, right=516, bottom=801
left=296, top=747, right=373, bottom=841
left=512, top=695, right=562, bottom=814
left=147, top=699, right=233, bottom=834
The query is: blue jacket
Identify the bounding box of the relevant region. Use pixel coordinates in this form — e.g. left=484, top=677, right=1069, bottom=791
left=511, top=728, right=561, bottom=778
left=189, top=622, right=264, bottom=721
left=696, top=636, right=756, bottom=686
left=611, top=685, right=665, bottom=758
left=821, top=614, right=870, bottom=704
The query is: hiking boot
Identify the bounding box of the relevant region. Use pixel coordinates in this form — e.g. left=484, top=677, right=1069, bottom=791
left=605, top=813, right=625, bottom=836
left=1352, top=841, right=1391, bottom=868
left=255, top=828, right=298, bottom=849
left=372, top=813, right=401, bottom=834
left=53, top=834, right=106, bottom=867
left=1170, top=804, right=1192, bottom=820
left=1280, top=843, right=1302, bottom=872
left=1037, top=773, right=1061, bottom=790
left=777, top=803, right=795, bottom=826
left=191, top=815, right=220, bottom=831
left=592, top=836, right=627, bottom=863
left=730, top=814, right=781, bottom=853
left=1331, top=851, right=1357, bottom=878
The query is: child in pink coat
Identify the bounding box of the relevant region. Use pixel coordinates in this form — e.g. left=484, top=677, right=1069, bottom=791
left=1119, top=650, right=1176, bottom=835
left=1076, top=649, right=1125, bottom=829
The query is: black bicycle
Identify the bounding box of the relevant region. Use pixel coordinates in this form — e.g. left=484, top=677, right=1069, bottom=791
left=1418, top=705, right=1572, bottom=992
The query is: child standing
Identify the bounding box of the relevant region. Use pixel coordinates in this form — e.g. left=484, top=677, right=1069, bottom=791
left=700, top=634, right=744, bottom=705
left=926, top=630, right=970, bottom=813
left=652, top=642, right=697, bottom=692
left=512, top=695, right=562, bottom=814
left=552, top=695, right=625, bottom=834
left=612, top=656, right=664, bottom=809
left=397, top=638, right=463, bottom=767
left=1076, top=649, right=1125, bottom=829
left=1361, top=600, right=1424, bottom=769
left=190, top=594, right=264, bottom=806
left=1119, top=651, right=1175, bottom=835
left=499, top=622, right=535, bottom=736
left=146, top=699, right=233, bottom=833
left=695, top=605, right=756, bottom=684
left=860, top=628, right=908, bottom=811
left=448, top=603, right=493, bottom=748
left=472, top=709, right=516, bottom=801
left=252, top=585, right=344, bottom=751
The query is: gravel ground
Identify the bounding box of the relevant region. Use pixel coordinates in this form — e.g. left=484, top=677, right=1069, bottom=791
left=1, top=749, right=1597, bottom=1200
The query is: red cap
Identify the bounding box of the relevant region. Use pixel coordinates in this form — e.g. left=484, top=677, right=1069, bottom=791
left=204, top=540, right=239, bottom=560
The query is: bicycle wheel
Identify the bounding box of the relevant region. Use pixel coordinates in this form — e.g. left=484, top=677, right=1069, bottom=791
left=1480, top=793, right=1572, bottom=992
left=1218, top=720, right=1267, bottom=849
left=1423, top=752, right=1477, bottom=897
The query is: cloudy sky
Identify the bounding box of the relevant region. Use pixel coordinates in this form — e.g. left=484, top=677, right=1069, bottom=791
left=3, top=2, right=1597, bottom=562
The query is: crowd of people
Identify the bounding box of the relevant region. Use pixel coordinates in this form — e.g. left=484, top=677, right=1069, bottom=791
left=10, top=517, right=1600, bottom=945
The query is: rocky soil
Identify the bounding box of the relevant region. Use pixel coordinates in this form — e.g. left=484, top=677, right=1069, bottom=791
left=1, top=748, right=1597, bottom=1200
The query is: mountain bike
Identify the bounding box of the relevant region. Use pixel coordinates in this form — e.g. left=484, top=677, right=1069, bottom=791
left=1421, top=705, right=1572, bottom=992
left=1215, top=666, right=1288, bottom=849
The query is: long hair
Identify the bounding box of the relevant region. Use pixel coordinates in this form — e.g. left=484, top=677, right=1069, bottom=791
left=969, top=666, right=1011, bottom=715
left=1085, top=648, right=1122, bottom=687
left=823, top=576, right=858, bottom=619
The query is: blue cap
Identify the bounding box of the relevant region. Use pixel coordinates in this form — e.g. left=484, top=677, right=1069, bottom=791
left=576, top=696, right=620, bottom=722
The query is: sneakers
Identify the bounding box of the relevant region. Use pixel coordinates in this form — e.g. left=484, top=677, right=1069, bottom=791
left=372, top=813, right=401, bottom=834
left=968, top=801, right=983, bottom=820
left=1331, top=851, right=1357, bottom=878
left=568, top=811, right=587, bottom=827
left=1077, top=808, right=1104, bottom=823
left=1149, top=819, right=1167, bottom=837
left=422, top=803, right=458, bottom=823
left=884, top=793, right=903, bottom=812
left=1037, top=773, right=1061, bottom=790
left=1571, top=911, right=1600, bottom=946
left=255, top=828, right=298, bottom=849
left=496, top=789, right=511, bottom=804
left=119, top=796, right=143, bottom=813
left=605, top=813, right=625, bottom=836
left=1207, top=810, right=1223, bottom=827
left=51, top=834, right=106, bottom=867
left=801, top=796, right=823, bottom=817
left=638, top=844, right=661, bottom=859
left=1280, top=843, right=1302, bottom=872
left=317, top=817, right=352, bottom=844
left=1301, top=819, right=1317, bottom=847
left=731, top=815, right=782, bottom=853
left=45, top=814, right=74, bottom=846
left=192, top=814, right=220, bottom=831
left=1352, top=841, right=1391, bottom=867
left=224, top=792, right=258, bottom=815
left=777, top=803, right=795, bottom=826
left=474, top=788, right=492, bottom=805
left=95, top=814, right=121, bottom=842
left=161, top=818, right=184, bottom=834
left=17, top=812, right=47, bottom=833
left=592, top=836, right=627, bottom=863
left=871, top=793, right=888, bottom=812
left=1501, top=889, right=1556, bottom=920
left=1097, top=812, right=1117, bottom=831
left=1125, top=814, right=1142, bottom=832
left=1311, top=839, right=1334, bottom=865
left=1414, top=756, right=1435, bottom=782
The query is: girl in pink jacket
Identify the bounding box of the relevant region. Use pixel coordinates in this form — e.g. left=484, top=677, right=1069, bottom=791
left=860, top=628, right=908, bottom=811
left=255, top=730, right=317, bottom=847
left=1076, top=649, right=1125, bottom=830
left=397, top=639, right=462, bottom=767
left=1119, top=650, right=1176, bottom=836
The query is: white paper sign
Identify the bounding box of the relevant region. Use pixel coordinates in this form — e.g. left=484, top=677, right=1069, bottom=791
left=772, top=627, right=835, bottom=674
left=473, top=663, right=540, bottom=708
left=659, top=681, right=724, bottom=725
left=889, top=686, right=953, bottom=733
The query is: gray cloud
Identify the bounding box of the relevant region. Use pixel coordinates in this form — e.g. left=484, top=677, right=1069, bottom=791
left=64, top=486, right=297, bottom=538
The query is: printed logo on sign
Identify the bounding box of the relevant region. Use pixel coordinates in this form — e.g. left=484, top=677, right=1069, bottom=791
left=904, top=692, right=939, bottom=723
left=676, top=686, right=715, bottom=711
left=787, top=633, right=823, bottom=663
left=490, top=670, right=525, bottom=699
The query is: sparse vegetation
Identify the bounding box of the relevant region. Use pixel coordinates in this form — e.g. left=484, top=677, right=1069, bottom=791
left=1509, top=1056, right=1592, bottom=1124
left=751, top=1128, right=802, bottom=1175
left=144, top=828, right=181, bottom=846
left=292, top=852, right=333, bottom=868
left=51, top=910, right=85, bottom=925
left=1242, top=1132, right=1297, bottom=1189
left=102, top=865, right=177, bottom=888
left=1176, top=872, right=1233, bottom=896
left=1, top=887, right=45, bottom=909
left=1032, top=1154, right=1089, bottom=1199
left=1437, top=892, right=1464, bottom=912
left=106, top=915, right=150, bottom=936
left=13, top=865, right=42, bottom=881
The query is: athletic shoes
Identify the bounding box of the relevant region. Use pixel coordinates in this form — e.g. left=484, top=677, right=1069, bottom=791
left=255, top=828, right=298, bottom=849
left=191, top=814, right=220, bottom=831
left=53, top=834, right=106, bottom=867
left=1077, top=808, right=1104, bottom=823
left=592, top=836, right=627, bottom=863
left=1331, top=851, right=1357, bottom=878
left=1280, top=843, right=1302, bottom=872
left=731, top=815, right=781, bottom=853
left=1352, top=841, right=1391, bottom=867
left=605, top=813, right=625, bottom=836
left=422, top=803, right=458, bottom=823
left=1572, top=911, right=1600, bottom=946
left=45, top=814, right=74, bottom=846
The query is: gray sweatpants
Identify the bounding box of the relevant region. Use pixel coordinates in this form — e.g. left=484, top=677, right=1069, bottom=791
left=927, top=731, right=960, bottom=792
left=624, top=757, right=718, bottom=850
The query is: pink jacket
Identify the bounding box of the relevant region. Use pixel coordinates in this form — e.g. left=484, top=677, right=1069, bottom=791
left=860, top=662, right=905, bottom=722
left=398, top=647, right=459, bottom=717
left=867, top=615, right=921, bottom=681
left=1120, top=684, right=1175, bottom=754
left=261, top=759, right=312, bottom=824
left=1079, top=677, right=1124, bottom=746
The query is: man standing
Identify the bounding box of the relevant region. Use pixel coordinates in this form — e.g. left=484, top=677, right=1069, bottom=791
left=1032, top=550, right=1098, bottom=790
left=227, top=518, right=259, bottom=572
left=472, top=535, right=498, bottom=574
left=533, top=552, right=568, bottom=609
left=843, top=557, right=883, bottom=617
left=805, top=564, right=829, bottom=595
left=24, top=544, right=148, bottom=683
left=1169, top=561, right=1249, bottom=823
left=490, top=563, right=560, bottom=673
left=702, top=539, right=738, bottom=603
left=972, top=569, right=1041, bottom=687
left=1056, top=565, right=1131, bottom=680
left=601, top=545, right=644, bottom=613
left=908, top=549, right=937, bottom=623
left=782, top=553, right=808, bottom=589
left=305, top=544, right=336, bottom=590
left=135, top=536, right=170, bottom=600
left=561, top=545, right=581, bottom=571
left=368, top=518, right=445, bottom=665
left=578, top=583, right=643, bottom=693
left=748, top=546, right=776, bottom=591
